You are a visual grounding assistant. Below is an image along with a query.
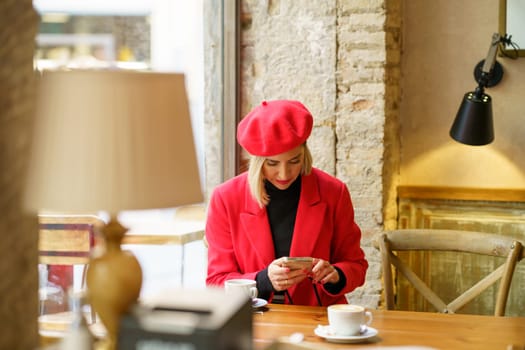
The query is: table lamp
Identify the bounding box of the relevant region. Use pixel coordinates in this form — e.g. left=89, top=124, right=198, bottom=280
left=24, top=70, right=203, bottom=349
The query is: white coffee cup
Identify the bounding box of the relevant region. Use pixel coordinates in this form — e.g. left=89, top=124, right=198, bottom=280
left=327, top=304, right=373, bottom=336
left=224, top=279, right=258, bottom=300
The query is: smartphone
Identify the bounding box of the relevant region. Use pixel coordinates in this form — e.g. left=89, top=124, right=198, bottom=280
left=282, top=257, right=313, bottom=271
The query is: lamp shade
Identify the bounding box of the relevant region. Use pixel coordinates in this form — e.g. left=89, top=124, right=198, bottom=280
left=24, top=70, right=203, bottom=214
left=449, top=91, right=494, bottom=146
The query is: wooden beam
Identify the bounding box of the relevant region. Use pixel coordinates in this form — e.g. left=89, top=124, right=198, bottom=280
left=398, top=186, right=525, bottom=202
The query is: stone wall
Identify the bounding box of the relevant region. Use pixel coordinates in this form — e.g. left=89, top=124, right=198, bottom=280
left=335, top=0, right=401, bottom=307
left=237, top=0, right=402, bottom=308
left=0, top=1, right=40, bottom=348
left=240, top=0, right=337, bottom=173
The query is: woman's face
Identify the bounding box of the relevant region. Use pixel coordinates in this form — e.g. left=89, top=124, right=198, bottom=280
left=262, top=145, right=304, bottom=190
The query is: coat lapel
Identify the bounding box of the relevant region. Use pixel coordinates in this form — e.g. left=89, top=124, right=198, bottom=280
left=290, top=171, right=326, bottom=256
left=239, top=187, right=276, bottom=265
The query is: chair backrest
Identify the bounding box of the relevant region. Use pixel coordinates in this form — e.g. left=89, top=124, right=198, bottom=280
left=377, top=229, right=523, bottom=316
left=38, top=214, right=105, bottom=322
left=38, top=214, right=105, bottom=265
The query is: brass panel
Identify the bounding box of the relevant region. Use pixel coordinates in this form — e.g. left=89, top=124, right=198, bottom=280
left=397, top=193, right=525, bottom=316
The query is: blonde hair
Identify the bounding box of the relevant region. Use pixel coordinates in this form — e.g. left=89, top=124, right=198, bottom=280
left=247, top=143, right=313, bottom=207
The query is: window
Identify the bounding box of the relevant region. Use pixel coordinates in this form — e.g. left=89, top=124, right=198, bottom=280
left=33, top=0, right=207, bottom=301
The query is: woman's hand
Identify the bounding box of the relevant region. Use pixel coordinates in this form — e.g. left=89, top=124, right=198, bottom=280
left=310, top=258, right=340, bottom=284
left=268, top=257, right=310, bottom=291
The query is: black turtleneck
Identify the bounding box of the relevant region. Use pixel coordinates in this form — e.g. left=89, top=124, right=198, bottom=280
left=255, top=177, right=301, bottom=300
left=265, top=176, right=301, bottom=258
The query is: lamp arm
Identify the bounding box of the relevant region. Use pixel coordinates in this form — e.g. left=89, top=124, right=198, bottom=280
left=481, top=33, right=501, bottom=73
left=475, top=33, right=502, bottom=97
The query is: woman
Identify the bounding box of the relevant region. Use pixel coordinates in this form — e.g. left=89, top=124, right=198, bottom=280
left=206, top=99, right=368, bottom=306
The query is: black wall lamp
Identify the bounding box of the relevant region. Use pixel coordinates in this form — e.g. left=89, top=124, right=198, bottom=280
left=450, top=33, right=517, bottom=146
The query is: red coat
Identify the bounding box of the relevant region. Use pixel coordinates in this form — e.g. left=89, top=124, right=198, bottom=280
left=206, top=168, right=368, bottom=306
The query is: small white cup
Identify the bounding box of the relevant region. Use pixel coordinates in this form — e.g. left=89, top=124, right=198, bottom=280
left=327, top=304, right=373, bottom=336
left=224, top=279, right=258, bottom=300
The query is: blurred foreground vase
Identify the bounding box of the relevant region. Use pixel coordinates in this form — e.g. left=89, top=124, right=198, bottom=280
left=87, top=218, right=142, bottom=350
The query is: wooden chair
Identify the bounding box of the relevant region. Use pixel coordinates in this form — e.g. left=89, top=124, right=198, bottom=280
left=376, top=229, right=523, bottom=316
left=38, top=214, right=105, bottom=323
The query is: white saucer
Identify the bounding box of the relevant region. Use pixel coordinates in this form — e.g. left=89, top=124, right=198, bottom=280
left=252, top=298, right=268, bottom=309
left=314, top=325, right=378, bottom=343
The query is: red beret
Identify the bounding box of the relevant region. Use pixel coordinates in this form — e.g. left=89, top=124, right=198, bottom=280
left=237, top=100, right=313, bottom=156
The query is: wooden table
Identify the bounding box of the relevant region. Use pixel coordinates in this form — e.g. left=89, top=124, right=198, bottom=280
left=40, top=303, right=525, bottom=350
left=254, top=304, right=525, bottom=350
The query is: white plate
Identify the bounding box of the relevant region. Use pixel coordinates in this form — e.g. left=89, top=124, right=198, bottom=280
left=314, top=325, right=378, bottom=343
left=252, top=298, right=268, bottom=309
